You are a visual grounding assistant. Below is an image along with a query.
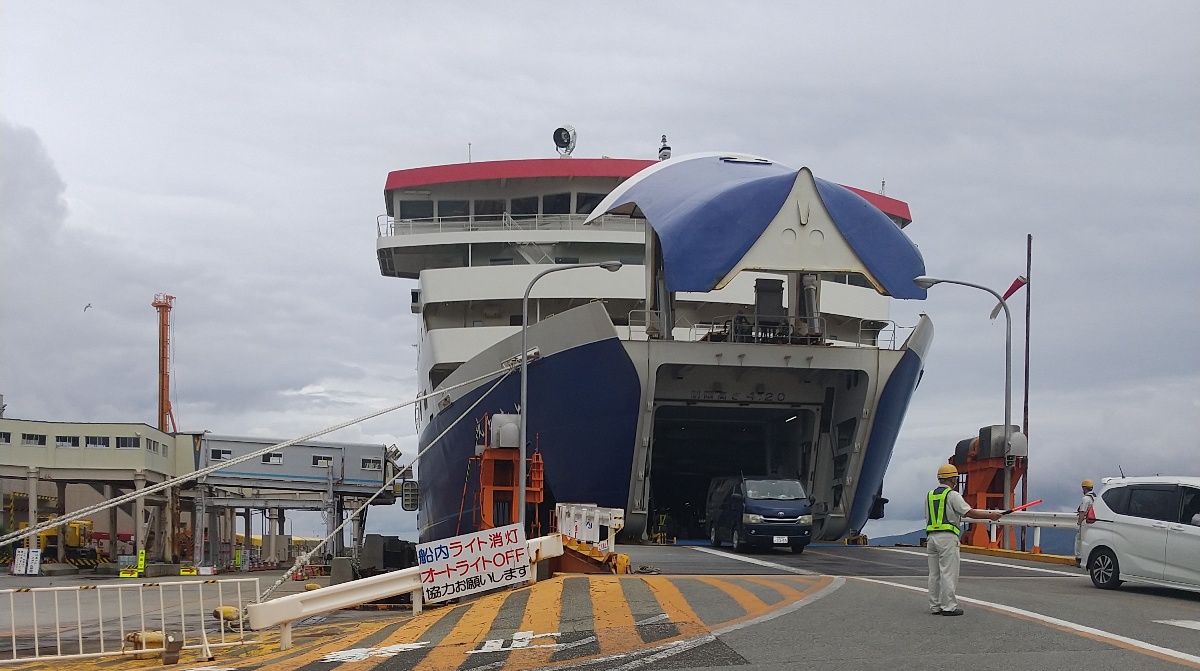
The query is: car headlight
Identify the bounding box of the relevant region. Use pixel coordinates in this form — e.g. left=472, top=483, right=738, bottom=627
left=742, top=514, right=764, bottom=524
left=798, top=514, right=813, bottom=525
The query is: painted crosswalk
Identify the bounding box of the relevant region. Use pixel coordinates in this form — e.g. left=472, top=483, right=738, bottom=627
left=232, top=573, right=834, bottom=671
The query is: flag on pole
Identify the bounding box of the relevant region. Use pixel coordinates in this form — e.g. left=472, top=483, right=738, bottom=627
left=990, top=276, right=1028, bottom=320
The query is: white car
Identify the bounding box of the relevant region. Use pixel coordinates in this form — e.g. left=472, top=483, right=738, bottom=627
left=1080, top=476, right=1200, bottom=593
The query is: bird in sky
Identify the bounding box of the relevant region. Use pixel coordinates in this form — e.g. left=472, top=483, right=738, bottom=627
left=83, top=303, right=92, bottom=311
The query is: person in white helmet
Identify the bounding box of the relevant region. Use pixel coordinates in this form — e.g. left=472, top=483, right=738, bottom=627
left=927, top=463, right=1003, bottom=616
left=1074, top=479, right=1096, bottom=564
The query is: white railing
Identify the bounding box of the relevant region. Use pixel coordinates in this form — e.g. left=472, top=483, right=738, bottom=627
left=378, top=212, right=644, bottom=237
left=1, top=577, right=259, bottom=665
left=970, top=510, right=1078, bottom=553
left=247, top=534, right=565, bottom=651
left=556, top=504, right=625, bottom=555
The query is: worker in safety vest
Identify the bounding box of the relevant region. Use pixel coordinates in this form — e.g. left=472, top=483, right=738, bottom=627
left=927, top=463, right=1003, bottom=616
left=1074, top=479, right=1096, bottom=562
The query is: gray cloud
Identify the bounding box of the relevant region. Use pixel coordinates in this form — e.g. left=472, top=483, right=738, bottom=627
left=3, top=2, right=1196, bottom=540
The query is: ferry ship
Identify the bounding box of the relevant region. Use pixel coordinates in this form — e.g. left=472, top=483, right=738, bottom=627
left=376, top=131, right=932, bottom=544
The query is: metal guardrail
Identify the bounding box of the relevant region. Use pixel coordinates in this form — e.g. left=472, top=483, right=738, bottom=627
left=1, top=577, right=259, bottom=664
left=619, top=311, right=905, bottom=350
left=970, top=510, right=1078, bottom=553
left=377, top=213, right=644, bottom=237
left=247, top=534, right=565, bottom=651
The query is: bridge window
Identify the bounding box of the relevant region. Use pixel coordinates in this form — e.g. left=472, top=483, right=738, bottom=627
left=211, top=448, right=232, bottom=461
left=262, top=453, right=284, bottom=465
left=0, top=432, right=10, bottom=444
left=361, top=458, right=383, bottom=471
left=312, top=455, right=333, bottom=468
left=511, top=196, right=538, bottom=220
left=542, top=192, right=571, bottom=215
left=473, top=199, right=505, bottom=222
left=117, top=437, right=140, bottom=449
left=437, top=200, right=469, bottom=222
left=398, top=200, right=433, bottom=220
left=22, top=433, right=46, bottom=447
left=85, top=436, right=110, bottom=449
left=146, top=439, right=159, bottom=454
left=576, top=192, right=606, bottom=214
left=56, top=436, right=80, bottom=448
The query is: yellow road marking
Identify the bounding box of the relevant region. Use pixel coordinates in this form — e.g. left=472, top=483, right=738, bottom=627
left=280, top=606, right=456, bottom=671
left=588, top=576, right=637, bottom=654
left=232, top=620, right=393, bottom=669
left=640, top=576, right=706, bottom=636
left=505, top=576, right=565, bottom=668
left=695, top=576, right=771, bottom=619
left=414, top=590, right=510, bottom=670
left=736, top=575, right=808, bottom=601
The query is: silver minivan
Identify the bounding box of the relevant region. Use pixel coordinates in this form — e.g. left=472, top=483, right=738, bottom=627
left=1080, top=476, right=1200, bottom=593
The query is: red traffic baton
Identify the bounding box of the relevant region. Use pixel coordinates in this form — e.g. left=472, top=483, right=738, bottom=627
left=1002, top=498, right=1042, bottom=515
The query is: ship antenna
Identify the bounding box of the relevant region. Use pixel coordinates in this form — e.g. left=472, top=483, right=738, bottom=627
left=659, top=135, right=672, bottom=161
left=468, top=142, right=472, bottom=163
left=880, top=179, right=885, bottom=195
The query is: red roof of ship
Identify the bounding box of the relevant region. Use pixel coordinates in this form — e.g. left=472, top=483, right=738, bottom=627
left=384, top=158, right=653, bottom=192
left=384, top=157, right=912, bottom=224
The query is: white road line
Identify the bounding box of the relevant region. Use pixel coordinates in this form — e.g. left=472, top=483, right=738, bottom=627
left=878, top=547, right=1083, bottom=577
left=688, top=546, right=816, bottom=574
left=711, top=576, right=843, bottom=636
left=1156, top=620, right=1200, bottom=631
left=856, top=576, right=1200, bottom=666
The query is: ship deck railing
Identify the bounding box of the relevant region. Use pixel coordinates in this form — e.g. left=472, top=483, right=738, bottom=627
left=624, top=311, right=909, bottom=349
left=377, top=212, right=645, bottom=237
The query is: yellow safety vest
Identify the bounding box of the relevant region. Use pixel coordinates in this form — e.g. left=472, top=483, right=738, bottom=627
left=926, top=486, right=961, bottom=536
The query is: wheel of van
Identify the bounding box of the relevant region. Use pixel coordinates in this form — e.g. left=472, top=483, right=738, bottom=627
left=1088, top=548, right=1123, bottom=590
left=731, top=527, right=746, bottom=552
left=709, top=526, right=721, bottom=548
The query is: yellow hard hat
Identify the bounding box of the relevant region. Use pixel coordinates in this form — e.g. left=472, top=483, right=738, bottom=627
left=1082, top=479, right=1094, bottom=488
left=937, top=464, right=959, bottom=480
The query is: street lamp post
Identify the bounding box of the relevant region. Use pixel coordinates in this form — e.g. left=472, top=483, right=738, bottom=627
left=914, top=276, right=1014, bottom=547
left=519, top=261, right=623, bottom=531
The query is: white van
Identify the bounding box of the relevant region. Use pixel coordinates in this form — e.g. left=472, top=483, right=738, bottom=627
left=1080, top=476, right=1200, bottom=593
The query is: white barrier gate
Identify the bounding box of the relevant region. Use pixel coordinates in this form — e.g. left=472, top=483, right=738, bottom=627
left=978, top=510, right=1079, bottom=553
left=249, top=534, right=564, bottom=650
left=1, top=577, right=259, bottom=664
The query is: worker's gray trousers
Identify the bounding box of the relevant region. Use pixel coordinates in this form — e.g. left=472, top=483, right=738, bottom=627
left=927, top=532, right=961, bottom=613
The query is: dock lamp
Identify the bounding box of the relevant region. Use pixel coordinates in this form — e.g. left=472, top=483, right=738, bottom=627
left=519, top=261, right=623, bottom=530
left=914, top=275, right=1015, bottom=545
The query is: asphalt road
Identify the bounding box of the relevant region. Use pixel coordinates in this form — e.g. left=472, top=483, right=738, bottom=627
left=2, top=545, right=1198, bottom=670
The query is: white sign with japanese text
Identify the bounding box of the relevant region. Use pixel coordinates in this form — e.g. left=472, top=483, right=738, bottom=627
left=12, top=548, right=28, bottom=575
left=25, top=549, right=42, bottom=575
left=416, top=524, right=528, bottom=603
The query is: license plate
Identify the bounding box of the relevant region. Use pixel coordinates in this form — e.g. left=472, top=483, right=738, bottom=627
left=772, top=535, right=788, bottom=544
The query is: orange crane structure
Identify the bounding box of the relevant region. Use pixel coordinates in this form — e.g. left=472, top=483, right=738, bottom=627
left=949, top=425, right=1027, bottom=548
left=151, top=294, right=178, bottom=433
left=151, top=293, right=180, bottom=562
left=457, top=413, right=545, bottom=536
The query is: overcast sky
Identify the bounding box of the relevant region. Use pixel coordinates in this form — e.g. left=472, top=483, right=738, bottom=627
left=3, top=2, right=1197, bottom=540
